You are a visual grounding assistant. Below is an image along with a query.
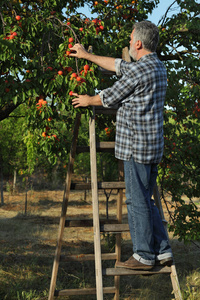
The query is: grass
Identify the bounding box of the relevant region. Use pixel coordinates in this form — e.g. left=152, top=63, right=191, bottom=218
left=0, top=187, right=200, bottom=300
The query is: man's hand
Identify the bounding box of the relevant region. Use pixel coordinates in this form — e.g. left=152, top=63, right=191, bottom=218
left=69, top=43, right=116, bottom=73
left=69, top=44, right=89, bottom=59
left=71, top=93, right=90, bottom=108
left=71, top=93, right=102, bottom=108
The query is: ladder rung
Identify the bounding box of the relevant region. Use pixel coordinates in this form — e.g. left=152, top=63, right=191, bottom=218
left=65, top=219, right=129, bottom=233
left=101, top=223, right=129, bottom=232
left=61, top=252, right=117, bottom=262
left=65, top=219, right=93, bottom=227
left=95, top=106, right=118, bottom=115
left=54, top=286, right=116, bottom=296
left=77, top=142, right=115, bottom=153
left=65, top=218, right=119, bottom=228
left=70, top=181, right=125, bottom=190
left=103, top=266, right=172, bottom=276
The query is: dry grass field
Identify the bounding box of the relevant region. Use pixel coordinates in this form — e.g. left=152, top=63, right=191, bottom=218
left=0, top=182, right=200, bottom=300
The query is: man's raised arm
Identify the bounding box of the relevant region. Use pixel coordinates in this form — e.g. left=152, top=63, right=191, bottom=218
left=69, top=43, right=116, bottom=73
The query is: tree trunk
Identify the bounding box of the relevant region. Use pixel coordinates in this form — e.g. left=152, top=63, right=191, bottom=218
left=0, top=166, right=4, bottom=205
left=13, top=169, right=17, bottom=193
left=24, top=176, right=29, bottom=215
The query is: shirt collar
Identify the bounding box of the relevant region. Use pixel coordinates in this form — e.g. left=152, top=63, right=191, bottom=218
left=138, top=52, right=157, bottom=61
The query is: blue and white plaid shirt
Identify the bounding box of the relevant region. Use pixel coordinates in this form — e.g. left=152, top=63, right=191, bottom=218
left=99, top=53, right=167, bottom=164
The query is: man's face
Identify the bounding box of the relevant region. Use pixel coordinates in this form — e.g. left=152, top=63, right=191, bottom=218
left=129, top=29, right=137, bottom=60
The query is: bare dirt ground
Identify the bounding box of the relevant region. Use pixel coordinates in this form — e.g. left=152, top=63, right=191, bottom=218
left=0, top=182, right=200, bottom=300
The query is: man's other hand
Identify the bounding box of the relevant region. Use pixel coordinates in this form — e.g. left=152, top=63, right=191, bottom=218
left=69, top=44, right=88, bottom=59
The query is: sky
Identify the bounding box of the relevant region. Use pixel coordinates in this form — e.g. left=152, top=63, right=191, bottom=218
left=77, top=0, right=180, bottom=25
left=148, top=1, right=178, bottom=24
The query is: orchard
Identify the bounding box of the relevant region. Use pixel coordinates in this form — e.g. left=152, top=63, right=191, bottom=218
left=0, top=0, right=200, bottom=242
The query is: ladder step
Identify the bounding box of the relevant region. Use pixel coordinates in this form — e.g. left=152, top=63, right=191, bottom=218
left=101, top=223, right=129, bottom=232
left=70, top=181, right=125, bottom=190
left=65, top=218, right=118, bottom=227
left=77, top=142, right=115, bottom=153
left=65, top=219, right=129, bottom=232
left=54, top=286, right=116, bottom=296
left=95, top=106, right=118, bottom=115
left=61, top=252, right=117, bottom=262
left=103, top=266, right=171, bottom=276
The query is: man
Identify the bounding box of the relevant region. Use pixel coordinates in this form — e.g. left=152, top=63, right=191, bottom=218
left=70, top=20, right=173, bottom=270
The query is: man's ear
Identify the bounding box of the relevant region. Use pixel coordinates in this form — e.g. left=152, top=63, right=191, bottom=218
left=135, top=40, right=142, bottom=50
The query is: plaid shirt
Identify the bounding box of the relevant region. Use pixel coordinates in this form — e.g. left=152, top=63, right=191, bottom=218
left=99, top=53, right=167, bottom=164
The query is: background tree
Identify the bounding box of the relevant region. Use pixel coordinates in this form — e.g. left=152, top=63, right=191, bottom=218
left=0, top=105, right=27, bottom=203
left=0, top=0, right=199, bottom=242
left=156, top=0, right=200, bottom=242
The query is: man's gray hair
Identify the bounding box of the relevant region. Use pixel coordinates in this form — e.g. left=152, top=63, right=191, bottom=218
left=133, top=21, right=159, bottom=52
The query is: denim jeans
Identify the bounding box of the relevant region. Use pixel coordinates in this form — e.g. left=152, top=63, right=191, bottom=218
left=124, top=157, right=172, bottom=265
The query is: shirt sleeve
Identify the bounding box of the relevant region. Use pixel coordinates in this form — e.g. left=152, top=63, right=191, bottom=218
left=115, top=58, right=123, bottom=76
left=100, top=60, right=139, bottom=108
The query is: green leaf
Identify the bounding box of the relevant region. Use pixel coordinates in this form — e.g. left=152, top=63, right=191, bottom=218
left=13, top=96, right=18, bottom=105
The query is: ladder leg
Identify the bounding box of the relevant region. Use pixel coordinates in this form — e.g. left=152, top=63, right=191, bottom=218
left=48, top=113, right=81, bottom=300
left=114, top=192, right=122, bottom=300
left=153, top=184, right=182, bottom=300
left=114, top=160, right=124, bottom=300
left=171, top=265, right=183, bottom=300
left=89, top=108, right=103, bottom=300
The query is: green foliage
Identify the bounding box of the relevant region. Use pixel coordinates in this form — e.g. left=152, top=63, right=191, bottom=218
left=152, top=0, right=200, bottom=242
left=0, top=106, right=27, bottom=176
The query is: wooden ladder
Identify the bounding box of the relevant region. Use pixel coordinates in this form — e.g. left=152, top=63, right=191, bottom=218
left=48, top=107, right=182, bottom=300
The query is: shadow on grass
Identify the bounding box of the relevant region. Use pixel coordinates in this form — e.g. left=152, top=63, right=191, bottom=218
left=0, top=188, right=200, bottom=300
left=0, top=232, right=200, bottom=300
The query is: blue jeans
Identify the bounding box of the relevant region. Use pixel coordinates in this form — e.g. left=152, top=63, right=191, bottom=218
left=124, top=157, right=172, bottom=265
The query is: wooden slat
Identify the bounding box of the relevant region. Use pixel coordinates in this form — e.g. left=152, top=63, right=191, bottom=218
left=171, top=264, right=183, bottom=299
left=76, top=142, right=115, bottom=154
left=55, top=286, right=116, bottom=296
left=65, top=218, right=119, bottom=228
left=101, top=224, right=129, bottom=232
left=153, top=184, right=182, bottom=299
left=65, top=219, right=129, bottom=233
left=48, top=113, right=81, bottom=300
left=61, top=252, right=117, bottom=262
left=114, top=159, right=124, bottom=300
left=95, top=106, right=118, bottom=114
left=89, top=108, right=103, bottom=300
left=97, top=141, right=115, bottom=149
left=103, top=266, right=171, bottom=276
left=70, top=181, right=125, bottom=190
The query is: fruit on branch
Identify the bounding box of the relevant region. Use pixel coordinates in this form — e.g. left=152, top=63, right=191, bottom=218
left=71, top=73, right=77, bottom=79
left=84, top=64, right=90, bottom=71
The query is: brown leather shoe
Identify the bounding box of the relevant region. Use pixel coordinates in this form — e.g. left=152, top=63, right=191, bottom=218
left=116, top=256, right=154, bottom=270
left=155, top=257, right=173, bottom=266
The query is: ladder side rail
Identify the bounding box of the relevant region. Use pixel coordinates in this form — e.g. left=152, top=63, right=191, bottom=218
left=48, top=113, right=82, bottom=300
left=89, top=107, right=104, bottom=300
left=153, top=183, right=182, bottom=300
left=114, top=159, right=124, bottom=300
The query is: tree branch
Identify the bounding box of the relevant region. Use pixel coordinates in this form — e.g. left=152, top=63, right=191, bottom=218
left=159, top=49, right=199, bottom=61
left=158, top=0, right=178, bottom=26
left=0, top=103, right=21, bottom=122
